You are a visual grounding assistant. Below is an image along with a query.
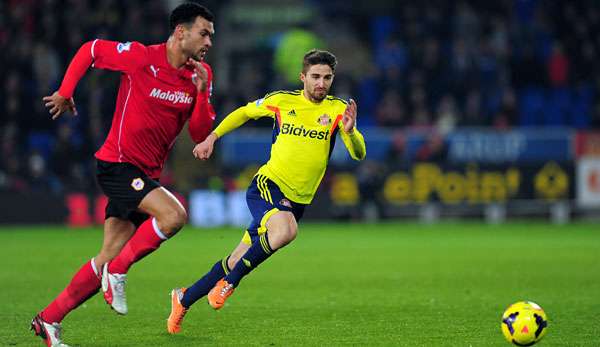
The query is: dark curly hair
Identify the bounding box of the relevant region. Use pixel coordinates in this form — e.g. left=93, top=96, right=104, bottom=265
left=169, top=2, right=214, bottom=31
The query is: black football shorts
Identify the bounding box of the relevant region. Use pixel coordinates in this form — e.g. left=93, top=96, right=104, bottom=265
left=96, top=159, right=160, bottom=227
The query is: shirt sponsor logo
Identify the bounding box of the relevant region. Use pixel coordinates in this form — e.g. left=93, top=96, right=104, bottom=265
left=280, top=123, right=329, bottom=140
left=149, top=88, right=193, bottom=104
left=117, top=42, right=132, bottom=53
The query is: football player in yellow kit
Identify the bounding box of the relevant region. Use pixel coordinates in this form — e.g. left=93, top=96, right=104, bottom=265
left=167, top=49, right=366, bottom=334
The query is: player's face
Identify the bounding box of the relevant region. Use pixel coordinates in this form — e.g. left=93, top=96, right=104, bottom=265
left=301, top=64, right=334, bottom=102
left=181, top=16, right=214, bottom=61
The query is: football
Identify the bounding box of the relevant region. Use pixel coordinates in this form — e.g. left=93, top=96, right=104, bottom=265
left=501, top=301, right=548, bottom=346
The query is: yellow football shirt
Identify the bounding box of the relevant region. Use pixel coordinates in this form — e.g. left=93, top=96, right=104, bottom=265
left=213, top=90, right=366, bottom=204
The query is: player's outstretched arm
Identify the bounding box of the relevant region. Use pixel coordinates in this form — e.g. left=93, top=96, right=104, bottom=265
left=42, top=40, right=98, bottom=120
left=44, top=39, right=147, bottom=121
left=192, top=105, right=252, bottom=160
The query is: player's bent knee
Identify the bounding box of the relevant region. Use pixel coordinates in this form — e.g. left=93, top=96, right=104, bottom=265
left=157, top=207, right=187, bottom=236
left=274, top=222, right=297, bottom=246
left=282, top=215, right=298, bottom=243
left=266, top=211, right=298, bottom=248
left=285, top=224, right=298, bottom=243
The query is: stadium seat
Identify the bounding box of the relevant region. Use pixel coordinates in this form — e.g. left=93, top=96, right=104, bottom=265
left=542, top=88, right=571, bottom=126
left=570, top=84, right=593, bottom=129
left=518, top=87, right=544, bottom=126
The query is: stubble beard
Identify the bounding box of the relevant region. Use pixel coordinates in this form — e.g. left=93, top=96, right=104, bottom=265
left=310, top=89, right=327, bottom=102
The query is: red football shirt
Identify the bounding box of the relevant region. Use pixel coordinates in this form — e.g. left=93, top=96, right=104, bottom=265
left=59, top=39, right=215, bottom=178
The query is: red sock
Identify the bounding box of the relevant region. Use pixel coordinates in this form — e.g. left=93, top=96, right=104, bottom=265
left=108, top=218, right=166, bottom=274
left=40, top=259, right=101, bottom=323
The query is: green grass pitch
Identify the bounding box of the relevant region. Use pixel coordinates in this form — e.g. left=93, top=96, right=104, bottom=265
left=1, top=222, right=599, bottom=346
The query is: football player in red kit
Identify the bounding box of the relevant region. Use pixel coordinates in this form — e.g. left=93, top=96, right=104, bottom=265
left=31, top=3, right=216, bottom=346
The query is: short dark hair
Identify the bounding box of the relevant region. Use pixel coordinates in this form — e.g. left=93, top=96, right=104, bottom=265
left=302, top=49, right=337, bottom=73
left=169, top=3, right=214, bottom=31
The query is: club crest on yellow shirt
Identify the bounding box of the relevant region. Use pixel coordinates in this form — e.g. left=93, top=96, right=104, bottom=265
left=317, top=114, right=331, bottom=126
left=131, top=178, right=145, bottom=191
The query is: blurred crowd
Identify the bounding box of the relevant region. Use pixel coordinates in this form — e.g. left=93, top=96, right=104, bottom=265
left=1, top=0, right=599, bottom=194
left=360, top=0, right=599, bottom=131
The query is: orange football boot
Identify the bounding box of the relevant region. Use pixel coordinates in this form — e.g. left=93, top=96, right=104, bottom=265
left=167, top=288, right=188, bottom=334
left=207, top=279, right=234, bottom=310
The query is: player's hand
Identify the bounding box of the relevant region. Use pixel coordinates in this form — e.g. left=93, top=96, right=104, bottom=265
left=42, top=91, right=78, bottom=120
left=187, top=58, right=208, bottom=92
left=342, top=98, right=357, bottom=133
left=193, top=132, right=218, bottom=160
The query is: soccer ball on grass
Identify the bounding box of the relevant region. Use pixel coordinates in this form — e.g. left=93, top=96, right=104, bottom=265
left=501, top=301, right=548, bottom=346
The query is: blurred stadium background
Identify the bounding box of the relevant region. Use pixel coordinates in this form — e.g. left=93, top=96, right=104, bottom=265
left=2, top=0, right=600, bottom=225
